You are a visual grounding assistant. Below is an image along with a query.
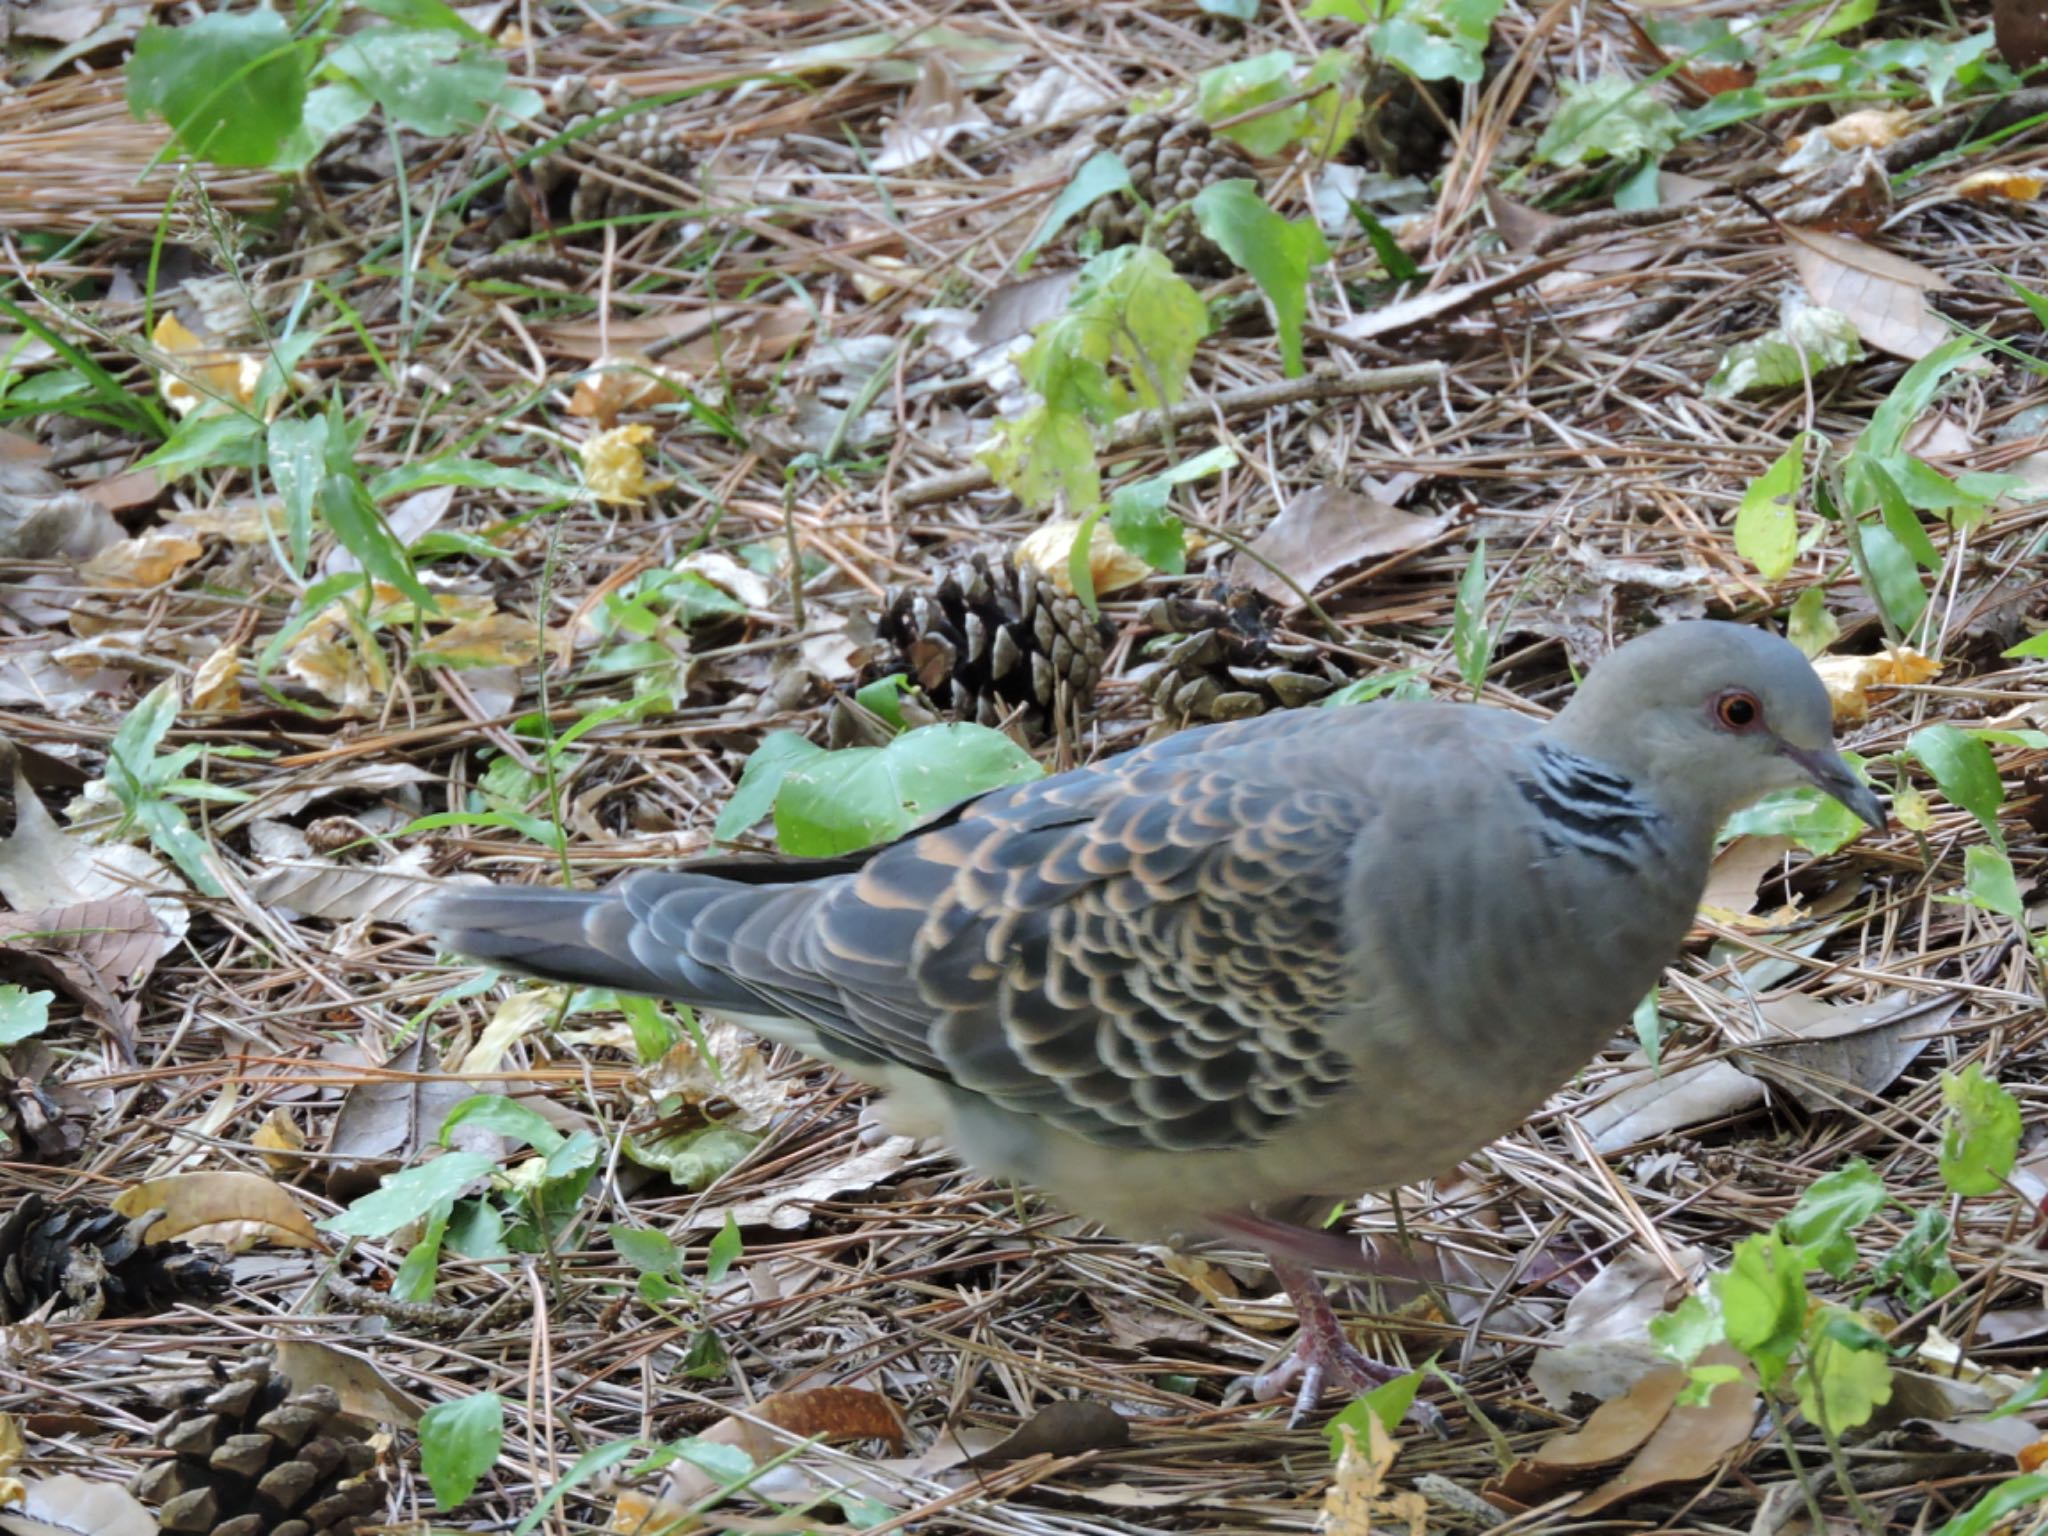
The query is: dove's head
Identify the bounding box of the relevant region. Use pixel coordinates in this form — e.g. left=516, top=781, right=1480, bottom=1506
left=1549, top=620, right=1884, bottom=834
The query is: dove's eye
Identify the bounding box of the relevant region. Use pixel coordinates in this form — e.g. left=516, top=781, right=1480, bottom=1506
left=1713, top=689, right=1763, bottom=732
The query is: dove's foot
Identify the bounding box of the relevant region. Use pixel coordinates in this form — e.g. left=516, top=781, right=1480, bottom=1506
left=1250, top=1260, right=1447, bottom=1435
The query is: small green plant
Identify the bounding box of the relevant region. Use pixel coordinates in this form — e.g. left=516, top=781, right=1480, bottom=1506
left=1652, top=1072, right=2024, bottom=1520
left=1450, top=539, right=1491, bottom=693
left=1304, top=0, right=1503, bottom=86
left=0, top=986, right=53, bottom=1047
left=977, top=245, right=1210, bottom=514
left=126, top=3, right=539, bottom=173
left=419, top=1390, right=505, bottom=1509
left=95, top=680, right=262, bottom=897
left=1194, top=49, right=1363, bottom=156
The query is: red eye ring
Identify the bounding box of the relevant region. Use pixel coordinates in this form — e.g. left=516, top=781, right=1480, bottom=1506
left=1714, top=689, right=1763, bottom=732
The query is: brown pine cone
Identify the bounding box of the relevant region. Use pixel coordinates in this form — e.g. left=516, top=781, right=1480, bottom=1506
left=0, top=1193, right=227, bottom=1324
left=1135, top=585, right=1349, bottom=728
left=485, top=75, right=693, bottom=247
left=132, top=1355, right=386, bottom=1536
left=877, top=552, right=1111, bottom=744
left=1083, top=113, right=1261, bottom=276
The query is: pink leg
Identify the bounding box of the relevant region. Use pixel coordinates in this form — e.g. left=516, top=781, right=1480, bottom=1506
left=1251, top=1258, right=1406, bottom=1426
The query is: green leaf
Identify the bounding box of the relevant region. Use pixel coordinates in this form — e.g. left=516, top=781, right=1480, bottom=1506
left=1929, top=1475, right=2048, bottom=1536
left=713, top=731, right=826, bottom=842
left=440, top=1093, right=564, bottom=1155
left=977, top=402, right=1100, bottom=515
left=1718, top=1231, right=1807, bottom=1389
left=622, top=1123, right=759, bottom=1189
left=321, top=474, right=438, bottom=613
left=1795, top=1308, right=1892, bottom=1434
left=1196, top=52, right=1303, bottom=156
left=1707, top=304, right=1863, bottom=397
left=706, top=1211, right=743, bottom=1284
left=2004, top=629, right=2048, bottom=659
left=1199, top=0, right=1261, bottom=18
left=1306, top=0, right=1374, bottom=20
left=126, top=10, right=314, bottom=168
left=1451, top=539, right=1489, bottom=690
left=1022, top=149, right=1134, bottom=267
left=419, top=1391, right=504, bottom=1509
left=1106, top=446, right=1235, bottom=574
left=0, top=986, right=53, bottom=1046
left=1786, top=588, right=1838, bottom=658
left=1192, top=181, right=1330, bottom=377
left=1961, top=844, right=2024, bottom=923
left=1938, top=1063, right=2021, bottom=1197
left=774, top=723, right=1044, bottom=857
left=1675, top=1362, right=1744, bottom=1408
left=610, top=1224, right=681, bottom=1276
left=1861, top=336, right=1982, bottom=460
left=1780, top=1161, right=1887, bottom=1279
left=1321, top=668, right=1427, bottom=706
left=326, top=27, right=541, bottom=137
left=1907, top=724, right=2003, bottom=843
left=139, top=410, right=268, bottom=477
left=358, top=0, right=491, bottom=40
left=107, top=679, right=181, bottom=800
left=1986, top=1371, right=2048, bottom=1420
left=319, top=1151, right=499, bottom=1238
left=1534, top=74, right=1683, bottom=167
left=267, top=416, right=328, bottom=574
left=1721, top=783, right=1866, bottom=855
left=1735, top=435, right=1805, bottom=582
left=1325, top=1368, right=1425, bottom=1453
left=369, top=458, right=581, bottom=500
left=1649, top=1293, right=1723, bottom=1365
left=1632, top=992, right=1667, bottom=1073
left=134, top=798, right=225, bottom=898
left=1373, top=0, right=1503, bottom=84
left=1871, top=1207, right=1960, bottom=1309
left=1859, top=522, right=1928, bottom=632
left=509, top=1440, right=641, bottom=1536
left=392, top=1205, right=449, bottom=1302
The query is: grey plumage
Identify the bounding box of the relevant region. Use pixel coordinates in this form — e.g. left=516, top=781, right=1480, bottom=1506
left=421, top=621, right=1881, bottom=1249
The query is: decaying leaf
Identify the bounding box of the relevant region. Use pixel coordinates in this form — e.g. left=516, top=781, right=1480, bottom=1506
left=874, top=54, right=993, bottom=171
left=1728, top=989, right=1957, bottom=1112
left=0, top=1473, right=157, bottom=1536
left=110, top=1170, right=321, bottom=1251
left=323, top=1029, right=503, bottom=1203
left=681, top=1135, right=920, bottom=1232
left=1783, top=226, right=1953, bottom=360
left=1016, top=519, right=1153, bottom=597
left=611, top=1385, right=907, bottom=1530
left=271, top=1338, right=426, bottom=1427
left=246, top=847, right=440, bottom=924
left=1530, top=1246, right=1703, bottom=1408
left=453, top=986, right=562, bottom=1074
left=251, top=1107, right=308, bottom=1174
left=174, top=501, right=287, bottom=545
left=1955, top=167, right=2045, bottom=202
left=580, top=424, right=670, bottom=505
left=76, top=528, right=203, bottom=590
left=1803, top=108, right=1912, bottom=152
left=1697, top=835, right=1793, bottom=923
left=1811, top=646, right=1942, bottom=720
left=0, top=775, right=190, bottom=943
left=153, top=313, right=263, bottom=417
left=1230, top=486, right=1449, bottom=603
left=189, top=642, right=242, bottom=713
left=676, top=549, right=772, bottom=612
left=413, top=613, right=564, bottom=671
left=1316, top=1414, right=1427, bottom=1536
left=959, top=1399, right=1131, bottom=1469
left=567, top=355, right=691, bottom=425
left=1158, top=1248, right=1296, bottom=1332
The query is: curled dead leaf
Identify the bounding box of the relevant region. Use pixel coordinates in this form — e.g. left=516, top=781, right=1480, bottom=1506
left=567, top=354, right=691, bottom=426
left=251, top=1108, right=308, bottom=1174
left=1317, top=1414, right=1427, bottom=1536
left=77, top=529, right=203, bottom=590
left=581, top=423, right=669, bottom=505
left=271, top=1338, right=426, bottom=1427
left=1811, top=646, right=1941, bottom=721
left=1016, top=519, right=1153, bottom=597
left=110, top=1170, right=321, bottom=1252
left=1819, top=109, right=1912, bottom=150
left=1231, top=486, right=1449, bottom=603
left=189, top=642, right=242, bottom=713
left=1955, top=167, right=2045, bottom=202
left=414, top=613, right=565, bottom=671
left=1784, top=226, right=1952, bottom=360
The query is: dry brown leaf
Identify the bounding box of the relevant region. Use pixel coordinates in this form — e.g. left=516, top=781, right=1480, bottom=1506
left=247, top=849, right=439, bottom=924
left=251, top=1107, right=308, bottom=1174
left=1729, top=989, right=1956, bottom=1112
left=1016, top=519, right=1153, bottom=597
left=1572, top=1349, right=1758, bottom=1513
left=1783, top=226, right=1952, bottom=360
left=581, top=423, right=669, bottom=505
left=415, top=613, right=563, bottom=671
left=323, top=1029, right=503, bottom=1203
left=1811, top=646, right=1942, bottom=721
left=1697, top=835, right=1791, bottom=921
left=111, top=1170, right=321, bottom=1251
left=0, top=1413, right=20, bottom=1476
left=874, top=54, right=991, bottom=172
left=0, top=460, right=125, bottom=562
left=152, top=312, right=261, bottom=416
left=617, top=1386, right=908, bottom=1528
left=1530, top=1247, right=1703, bottom=1408
left=1231, top=486, right=1449, bottom=603
left=1497, top=1362, right=1687, bottom=1502
left=189, top=641, right=242, bottom=713
left=1316, top=1416, right=1427, bottom=1536
left=0, top=776, right=190, bottom=941
left=76, top=528, right=202, bottom=590
left=270, top=1339, right=425, bottom=1427
left=959, top=1399, right=1130, bottom=1469
left=0, top=1474, right=156, bottom=1536
left=1956, top=167, right=2046, bottom=201
left=174, top=501, right=286, bottom=545
left=1780, top=149, right=1891, bottom=235
left=679, top=1135, right=918, bottom=1232
left=567, top=354, right=691, bottom=425
left=1819, top=108, right=1912, bottom=150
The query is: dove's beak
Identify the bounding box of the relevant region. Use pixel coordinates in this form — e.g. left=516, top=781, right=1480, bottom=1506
left=1783, top=744, right=1887, bottom=832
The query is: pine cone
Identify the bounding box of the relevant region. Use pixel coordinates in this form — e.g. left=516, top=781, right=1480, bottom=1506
left=1135, top=586, right=1348, bottom=727
left=132, top=1355, right=385, bottom=1536
left=0, top=1193, right=228, bottom=1324
left=1083, top=114, right=1260, bottom=276
left=484, top=75, right=693, bottom=247
left=877, top=553, right=1111, bottom=743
